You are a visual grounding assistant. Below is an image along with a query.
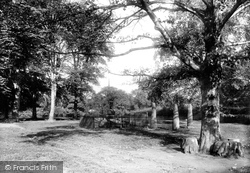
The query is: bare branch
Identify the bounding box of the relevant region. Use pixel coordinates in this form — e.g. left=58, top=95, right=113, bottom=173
left=107, top=45, right=158, bottom=57
left=225, top=40, right=250, bottom=47
left=106, top=35, right=156, bottom=44
left=139, top=0, right=200, bottom=71
left=103, top=9, right=142, bottom=42
left=97, top=2, right=138, bottom=10
left=109, top=70, right=153, bottom=77
left=173, top=1, right=204, bottom=22
left=43, top=44, right=159, bottom=57
left=112, top=9, right=142, bottom=22
left=201, top=0, right=209, bottom=7
left=219, top=1, right=250, bottom=31
left=231, top=2, right=250, bottom=18
left=97, top=0, right=167, bottom=10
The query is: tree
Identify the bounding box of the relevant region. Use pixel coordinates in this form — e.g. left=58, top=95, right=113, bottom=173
left=131, top=89, right=151, bottom=109
left=64, top=65, right=100, bottom=118
left=22, top=0, right=115, bottom=121
left=220, top=59, right=250, bottom=114
left=131, top=89, right=156, bottom=129
left=150, top=100, right=157, bottom=129
left=20, top=70, right=49, bottom=119
left=187, top=98, right=193, bottom=128
left=62, top=3, right=114, bottom=119
left=173, top=101, right=180, bottom=130
left=101, top=0, right=250, bottom=154
left=91, top=86, right=132, bottom=115
left=35, top=1, right=75, bottom=121
left=0, top=1, right=45, bottom=120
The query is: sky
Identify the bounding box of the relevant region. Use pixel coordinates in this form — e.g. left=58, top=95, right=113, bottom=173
left=93, top=22, right=161, bottom=93
left=91, top=1, right=166, bottom=93
left=69, top=0, right=167, bottom=93
left=93, top=46, right=157, bottom=93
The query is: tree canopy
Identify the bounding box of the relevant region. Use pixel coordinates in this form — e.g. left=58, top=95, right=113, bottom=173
left=97, top=0, right=250, bottom=153
left=0, top=0, right=116, bottom=120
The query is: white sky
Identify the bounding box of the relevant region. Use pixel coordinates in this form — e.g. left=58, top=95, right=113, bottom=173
left=93, top=21, right=161, bottom=93
left=93, top=47, right=157, bottom=93
left=69, top=0, right=167, bottom=93
left=92, top=2, right=166, bottom=93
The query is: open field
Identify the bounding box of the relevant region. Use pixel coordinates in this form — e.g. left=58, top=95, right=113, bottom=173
left=0, top=120, right=250, bottom=173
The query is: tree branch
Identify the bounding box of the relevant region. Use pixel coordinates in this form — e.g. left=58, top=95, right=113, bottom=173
left=43, top=44, right=159, bottom=57
left=219, top=1, right=250, bottom=31
left=109, top=70, right=153, bottom=78
left=201, top=0, right=209, bottom=7
left=225, top=40, right=250, bottom=47
left=107, top=45, right=158, bottom=57
left=103, top=9, right=142, bottom=42
left=173, top=1, right=205, bottom=22
left=231, top=2, right=250, bottom=19
left=139, top=0, right=200, bottom=71
left=97, top=0, right=167, bottom=10
left=106, top=35, right=156, bottom=44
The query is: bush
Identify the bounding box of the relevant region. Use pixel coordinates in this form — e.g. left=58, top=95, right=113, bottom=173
left=157, top=107, right=201, bottom=120
left=19, top=110, right=32, bottom=119
left=220, top=114, right=250, bottom=125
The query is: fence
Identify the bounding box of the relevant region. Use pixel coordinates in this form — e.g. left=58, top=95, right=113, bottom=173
left=79, top=113, right=150, bottom=129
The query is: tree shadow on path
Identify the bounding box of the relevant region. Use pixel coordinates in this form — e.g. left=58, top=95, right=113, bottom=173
left=116, top=127, right=199, bottom=148
left=21, top=125, right=102, bottom=145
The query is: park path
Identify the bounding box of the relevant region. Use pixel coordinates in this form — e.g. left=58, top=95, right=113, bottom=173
left=0, top=120, right=249, bottom=173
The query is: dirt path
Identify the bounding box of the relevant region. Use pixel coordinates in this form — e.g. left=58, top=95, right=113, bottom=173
left=0, top=121, right=249, bottom=173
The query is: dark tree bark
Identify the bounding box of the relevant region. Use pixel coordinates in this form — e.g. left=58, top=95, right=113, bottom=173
left=173, top=103, right=180, bottom=130
left=199, top=78, right=222, bottom=153
left=181, top=136, right=199, bottom=154
left=106, top=0, right=249, bottom=155
left=1, top=94, right=10, bottom=119
left=74, top=94, right=78, bottom=119
left=12, top=83, right=20, bottom=122
left=150, top=101, right=157, bottom=129
left=3, top=100, right=9, bottom=119
left=48, top=73, right=57, bottom=122
left=211, top=139, right=244, bottom=157
left=31, top=93, right=37, bottom=120
left=187, top=103, right=193, bottom=128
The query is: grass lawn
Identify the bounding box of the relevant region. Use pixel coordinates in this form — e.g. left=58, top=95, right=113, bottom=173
left=0, top=120, right=249, bottom=173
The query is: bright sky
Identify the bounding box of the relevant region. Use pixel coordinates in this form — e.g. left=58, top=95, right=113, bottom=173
left=93, top=47, right=157, bottom=93
left=93, top=22, right=161, bottom=93
left=70, top=0, right=166, bottom=93
left=92, top=2, right=165, bottom=93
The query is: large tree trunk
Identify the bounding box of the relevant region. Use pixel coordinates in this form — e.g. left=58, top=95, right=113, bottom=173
left=74, top=96, right=78, bottom=119
left=31, top=93, right=37, bottom=120
left=199, top=79, right=222, bottom=153
left=173, top=103, right=180, bottom=130
left=12, top=82, right=20, bottom=122
left=187, top=103, right=193, bottom=128
left=3, top=97, right=9, bottom=119
left=48, top=73, right=57, bottom=122
left=4, top=107, right=9, bottom=119
left=150, top=101, right=157, bottom=129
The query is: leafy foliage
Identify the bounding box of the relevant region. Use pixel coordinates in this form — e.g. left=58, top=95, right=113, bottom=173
left=0, top=0, right=115, bottom=118
left=221, top=60, right=250, bottom=114
left=131, top=89, right=151, bottom=109
left=89, top=86, right=133, bottom=115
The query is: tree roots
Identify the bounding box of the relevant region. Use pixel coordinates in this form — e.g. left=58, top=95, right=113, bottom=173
left=211, top=139, right=244, bottom=158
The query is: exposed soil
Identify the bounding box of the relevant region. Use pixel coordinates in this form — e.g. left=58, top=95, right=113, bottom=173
left=0, top=120, right=249, bottom=173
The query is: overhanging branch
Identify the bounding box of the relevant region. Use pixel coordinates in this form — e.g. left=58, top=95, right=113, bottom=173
left=173, top=1, right=205, bottom=22
left=106, top=35, right=156, bottom=44
left=225, top=40, right=250, bottom=47
left=43, top=45, right=159, bottom=57
left=139, top=0, right=201, bottom=71
left=219, top=1, right=250, bottom=31
left=107, top=45, right=158, bottom=57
